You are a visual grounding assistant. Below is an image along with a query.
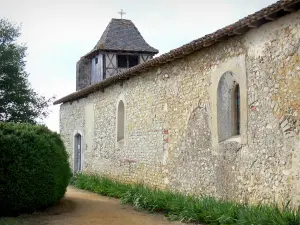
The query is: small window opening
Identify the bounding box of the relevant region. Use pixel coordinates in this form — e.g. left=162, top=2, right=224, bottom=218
left=217, top=72, right=241, bottom=142
left=117, top=55, right=127, bottom=68
left=233, top=84, right=240, bottom=135
left=117, top=55, right=139, bottom=68
left=117, top=100, right=125, bottom=141
left=95, top=57, right=98, bottom=64
left=74, top=133, right=82, bottom=172
left=128, top=55, right=139, bottom=67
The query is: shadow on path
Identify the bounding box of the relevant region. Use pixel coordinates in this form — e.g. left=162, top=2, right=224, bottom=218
left=13, top=186, right=185, bottom=225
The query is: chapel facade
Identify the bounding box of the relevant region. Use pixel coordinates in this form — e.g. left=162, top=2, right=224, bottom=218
left=55, top=0, right=300, bottom=206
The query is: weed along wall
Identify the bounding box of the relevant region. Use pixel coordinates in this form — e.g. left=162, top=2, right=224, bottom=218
left=60, top=11, right=300, bottom=206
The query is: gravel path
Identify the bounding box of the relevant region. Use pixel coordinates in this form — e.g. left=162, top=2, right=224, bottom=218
left=17, top=186, right=185, bottom=225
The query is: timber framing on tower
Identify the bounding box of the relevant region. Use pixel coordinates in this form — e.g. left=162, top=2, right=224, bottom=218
left=54, top=0, right=300, bottom=105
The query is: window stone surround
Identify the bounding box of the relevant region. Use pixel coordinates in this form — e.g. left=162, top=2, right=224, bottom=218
left=210, top=55, right=248, bottom=148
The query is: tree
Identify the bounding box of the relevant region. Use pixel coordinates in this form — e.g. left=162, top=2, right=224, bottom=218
left=0, top=18, right=53, bottom=124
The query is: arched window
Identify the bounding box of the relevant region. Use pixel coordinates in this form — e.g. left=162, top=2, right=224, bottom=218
left=74, top=133, right=82, bottom=172
left=233, top=84, right=240, bottom=135
left=217, top=71, right=241, bottom=142
left=117, top=100, right=125, bottom=141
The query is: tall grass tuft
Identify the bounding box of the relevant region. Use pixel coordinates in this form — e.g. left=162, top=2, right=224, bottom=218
left=71, top=173, right=300, bottom=225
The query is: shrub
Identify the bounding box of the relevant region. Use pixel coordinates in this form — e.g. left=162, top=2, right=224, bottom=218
left=71, top=173, right=300, bottom=225
left=0, top=122, right=71, bottom=216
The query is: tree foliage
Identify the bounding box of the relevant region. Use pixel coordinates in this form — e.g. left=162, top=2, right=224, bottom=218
left=0, top=18, right=53, bottom=124
left=0, top=122, right=71, bottom=216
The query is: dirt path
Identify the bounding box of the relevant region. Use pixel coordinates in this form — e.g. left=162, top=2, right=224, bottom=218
left=18, top=186, right=185, bottom=225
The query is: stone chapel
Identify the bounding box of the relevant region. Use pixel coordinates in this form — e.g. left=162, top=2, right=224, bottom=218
left=55, top=0, right=300, bottom=206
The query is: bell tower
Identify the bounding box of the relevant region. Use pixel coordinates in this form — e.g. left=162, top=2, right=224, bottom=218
left=76, top=17, right=159, bottom=91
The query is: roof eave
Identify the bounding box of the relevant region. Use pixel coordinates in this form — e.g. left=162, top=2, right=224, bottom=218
left=83, top=48, right=159, bottom=59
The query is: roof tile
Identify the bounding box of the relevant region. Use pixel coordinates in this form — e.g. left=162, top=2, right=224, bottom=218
left=86, top=18, right=158, bottom=57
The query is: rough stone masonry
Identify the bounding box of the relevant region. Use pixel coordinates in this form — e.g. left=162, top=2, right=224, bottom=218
left=58, top=6, right=300, bottom=206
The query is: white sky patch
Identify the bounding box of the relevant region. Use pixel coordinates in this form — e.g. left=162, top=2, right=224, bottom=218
left=0, top=0, right=277, bottom=132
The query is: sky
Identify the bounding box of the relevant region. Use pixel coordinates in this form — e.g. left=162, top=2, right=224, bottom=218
left=0, top=0, right=277, bottom=132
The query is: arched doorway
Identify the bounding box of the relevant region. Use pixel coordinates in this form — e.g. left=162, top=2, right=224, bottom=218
left=74, top=133, right=82, bottom=172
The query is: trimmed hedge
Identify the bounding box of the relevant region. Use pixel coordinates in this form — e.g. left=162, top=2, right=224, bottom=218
left=0, top=122, right=71, bottom=216
left=71, top=173, right=300, bottom=225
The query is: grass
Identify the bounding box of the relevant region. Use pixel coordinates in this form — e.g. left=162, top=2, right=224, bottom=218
left=71, top=173, right=300, bottom=225
left=0, top=218, right=23, bottom=225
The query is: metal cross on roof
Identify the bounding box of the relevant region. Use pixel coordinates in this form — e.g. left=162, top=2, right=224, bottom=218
left=118, top=9, right=126, bottom=19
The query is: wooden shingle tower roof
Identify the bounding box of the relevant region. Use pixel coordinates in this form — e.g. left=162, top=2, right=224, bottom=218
left=85, top=19, right=159, bottom=58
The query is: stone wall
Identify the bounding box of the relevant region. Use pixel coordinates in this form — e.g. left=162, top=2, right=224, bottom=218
left=60, top=11, right=300, bottom=206
left=76, top=58, right=91, bottom=91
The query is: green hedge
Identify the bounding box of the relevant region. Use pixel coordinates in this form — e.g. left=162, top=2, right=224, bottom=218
left=0, top=122, right=71, bottom=216
left=71, top=173, right=300, bottom=225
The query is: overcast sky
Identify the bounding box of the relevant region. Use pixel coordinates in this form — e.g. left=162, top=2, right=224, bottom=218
left=1, top=0, right=277, bottom=132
